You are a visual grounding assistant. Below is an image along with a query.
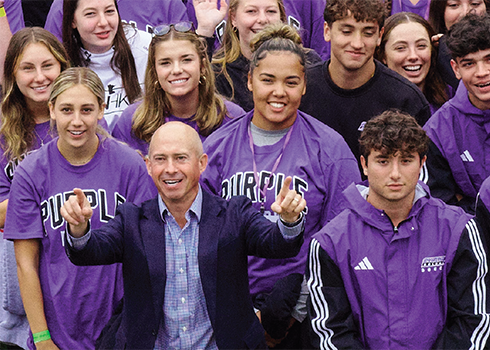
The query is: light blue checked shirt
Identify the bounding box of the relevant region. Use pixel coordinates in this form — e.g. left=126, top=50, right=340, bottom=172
left=154, top=187, right=217, bottom=350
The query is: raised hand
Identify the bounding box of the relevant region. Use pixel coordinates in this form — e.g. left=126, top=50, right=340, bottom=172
left=60, top=188, right=93, bottom=237
left=270, top=176, right=306, bottom=223
left=194, top=0, right=228, bottom=37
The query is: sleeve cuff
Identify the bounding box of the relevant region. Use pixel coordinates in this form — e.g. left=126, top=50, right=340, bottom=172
left=278, top=212, right=304, bottom=238
left=66, top=222, right=91, bottom=250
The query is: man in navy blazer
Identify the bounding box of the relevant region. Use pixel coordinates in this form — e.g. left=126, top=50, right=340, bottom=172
left=61, top=122, right=306, bottom=349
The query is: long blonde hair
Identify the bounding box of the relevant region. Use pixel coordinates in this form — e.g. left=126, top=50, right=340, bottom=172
left=132, top=28, right=227, bottom=143
left=212, top=0, right=287, bottom=98
left=1, top=27, right=70, bottom=161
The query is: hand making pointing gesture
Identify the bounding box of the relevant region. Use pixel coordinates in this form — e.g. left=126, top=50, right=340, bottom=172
left=271, top=176, right=306, bottom=223
left=60, top=188, right=93, bottom=238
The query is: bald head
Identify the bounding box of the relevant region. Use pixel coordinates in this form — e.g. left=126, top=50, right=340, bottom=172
left=148, top=122, right=204, bottom=158
left=146, top=121, right=208, bottom=210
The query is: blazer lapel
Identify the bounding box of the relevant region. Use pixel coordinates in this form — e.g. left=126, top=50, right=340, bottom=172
left=140, top=198, right=167, bottom=319
left=198, top=191, right=223, bottom=328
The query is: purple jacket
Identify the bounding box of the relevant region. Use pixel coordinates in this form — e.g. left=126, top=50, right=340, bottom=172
left=424, top=80, right=490, bottom=213
left=307, top=181, right=489, bottom=349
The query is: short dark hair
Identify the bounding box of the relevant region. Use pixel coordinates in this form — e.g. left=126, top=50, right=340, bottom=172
left=447, top=13, right=490, bottom=59
left=359, top=110, right=429, bottom=163
left=324, top=0, right=387, bottom=27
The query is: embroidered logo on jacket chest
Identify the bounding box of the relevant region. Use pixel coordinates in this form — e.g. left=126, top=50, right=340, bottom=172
left=420, top=256, right=445, bottom=272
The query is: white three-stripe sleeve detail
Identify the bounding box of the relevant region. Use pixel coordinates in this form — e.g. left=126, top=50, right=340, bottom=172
left=307, top=239, right=338, bottom=350
left=466, top=219, right=490, bottom=350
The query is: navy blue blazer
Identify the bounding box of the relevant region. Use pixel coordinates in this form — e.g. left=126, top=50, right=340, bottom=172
left=66, top=190, right=304, bottom=349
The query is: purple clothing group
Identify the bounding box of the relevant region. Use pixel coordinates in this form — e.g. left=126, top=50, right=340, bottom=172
left=201, top=110, right=360, bottom=297
left=44, top=0, right=188, bottom=40
left=3, top=137, right=154, bottom=349
left=42, top=0, right=330, bottom=62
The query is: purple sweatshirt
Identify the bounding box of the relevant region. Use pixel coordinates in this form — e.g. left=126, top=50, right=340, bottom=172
left=201, top=110, right=360, bottom=297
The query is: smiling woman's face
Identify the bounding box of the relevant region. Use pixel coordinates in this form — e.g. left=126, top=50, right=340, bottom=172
left=383, top=21, right=431, bottom=90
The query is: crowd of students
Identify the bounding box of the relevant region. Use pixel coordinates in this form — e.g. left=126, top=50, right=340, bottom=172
left=1, top=0, right=490, bottom=349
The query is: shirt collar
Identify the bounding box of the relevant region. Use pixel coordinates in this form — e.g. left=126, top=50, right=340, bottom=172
left=157, top=186, right=203, bottom=223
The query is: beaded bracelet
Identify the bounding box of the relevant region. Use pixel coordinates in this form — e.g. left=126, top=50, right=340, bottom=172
left=33, top=330, right=51, bottom=343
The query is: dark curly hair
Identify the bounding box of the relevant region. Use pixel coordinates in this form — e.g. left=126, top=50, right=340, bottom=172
left=359, top=110, right=429, bottom=164
left=447, top=13, right=490, bottom=59
left=324, top=0, right=387, bottom=27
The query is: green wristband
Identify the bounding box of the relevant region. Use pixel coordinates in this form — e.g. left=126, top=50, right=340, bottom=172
left=33, top=330, right=51, bottom=343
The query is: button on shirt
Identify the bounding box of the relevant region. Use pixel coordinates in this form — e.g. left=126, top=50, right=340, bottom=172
left=154, top=188, right=217, bottom=350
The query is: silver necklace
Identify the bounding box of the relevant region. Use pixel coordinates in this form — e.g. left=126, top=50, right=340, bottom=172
left=33, top=128, right=50, bottom=146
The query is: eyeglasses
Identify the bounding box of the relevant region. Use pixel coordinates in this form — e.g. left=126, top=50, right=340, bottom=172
left=152, top=21, right=195, bottom=36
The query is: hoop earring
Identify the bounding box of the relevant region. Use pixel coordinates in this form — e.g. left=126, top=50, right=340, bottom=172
left=233, top=26, right=238, bottom=34
left=199, top=75, right=207, bottom=85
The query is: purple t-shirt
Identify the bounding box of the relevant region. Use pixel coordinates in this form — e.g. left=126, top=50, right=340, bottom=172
left=0, top=121, right=54, bottom=202
left=201, top=110, right=360, bottom=296
left=44, top=0, right=188, bottom=40
left=112, top=99, right=245, bottom=155
left=3, top=137, right=155, bottom=349
left=5, top=0, right=25, bottom=34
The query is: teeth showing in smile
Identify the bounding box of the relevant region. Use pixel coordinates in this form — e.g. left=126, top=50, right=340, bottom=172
left=71, top=131, right=83, bottom=135
left=404, top=65, right=421, bottom=71
left=270, top=102, right=285, bottom=108
left=171, top=79, right=187, bottom=84
left=477, top=82, right=490, bottom=88
left=164, top=180, right=180, bottom=185
left=33, top=85, right=48, bottom=91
